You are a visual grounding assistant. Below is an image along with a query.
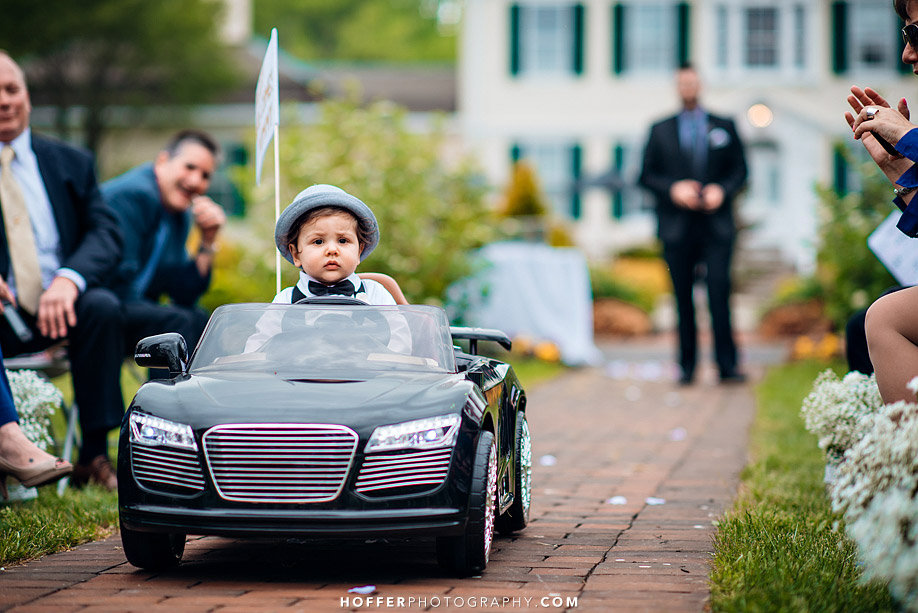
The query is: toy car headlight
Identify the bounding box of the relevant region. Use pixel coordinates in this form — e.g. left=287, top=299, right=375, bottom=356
left=365, top=414, right=461, bottom=452
left=129, top=412, right=198, bottom=451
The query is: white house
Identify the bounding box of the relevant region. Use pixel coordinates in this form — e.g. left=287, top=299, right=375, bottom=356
left=458, top=0, right=912, bottom=271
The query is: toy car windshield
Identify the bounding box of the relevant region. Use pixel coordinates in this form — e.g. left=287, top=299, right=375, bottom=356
left=189, top=303, right=457, bottom=377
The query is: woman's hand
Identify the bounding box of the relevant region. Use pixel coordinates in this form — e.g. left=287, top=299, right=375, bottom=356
left=845, top=86, right=914, bottom=183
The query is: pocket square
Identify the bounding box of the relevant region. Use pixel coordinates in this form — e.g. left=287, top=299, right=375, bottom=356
left=708, top=127, right=730, bottom=148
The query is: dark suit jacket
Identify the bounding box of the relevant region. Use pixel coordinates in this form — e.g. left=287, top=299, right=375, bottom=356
left=0, top=133, right=122, bottom=289
left=101, top=163, right=210, bottom=307
left=638, top=112, right=747, bottom=245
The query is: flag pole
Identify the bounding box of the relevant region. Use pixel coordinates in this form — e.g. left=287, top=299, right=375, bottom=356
left=274, top=124, right=281, bottom=295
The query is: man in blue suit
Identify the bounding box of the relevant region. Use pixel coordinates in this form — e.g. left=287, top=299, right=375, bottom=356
left=639, top=64, right=748, bottom=386
left=0, top=51, right=124, bottom=489
left=102, top=130, right=226, bottom=360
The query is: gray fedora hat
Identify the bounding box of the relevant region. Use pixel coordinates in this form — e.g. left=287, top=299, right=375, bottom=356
left=274, top=184, right=380, bottom=264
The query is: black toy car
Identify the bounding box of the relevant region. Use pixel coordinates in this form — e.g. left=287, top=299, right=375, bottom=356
left=118, top=300, right=530, bottom=575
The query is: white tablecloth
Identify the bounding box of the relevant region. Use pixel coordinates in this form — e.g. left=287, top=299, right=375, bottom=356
left=449, top=242, right=601, bottom=366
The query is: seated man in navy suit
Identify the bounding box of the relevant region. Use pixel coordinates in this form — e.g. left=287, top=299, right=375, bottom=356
left=0, top=51, right=124, bottom=490
left=102, top=130, right=226, bottom=363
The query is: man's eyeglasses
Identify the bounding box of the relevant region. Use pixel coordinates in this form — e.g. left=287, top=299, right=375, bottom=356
left=902, top=23, right=918, bottom=50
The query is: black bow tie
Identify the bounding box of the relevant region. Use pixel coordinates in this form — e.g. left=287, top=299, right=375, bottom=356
left=308, top=279, right=357, bottom=296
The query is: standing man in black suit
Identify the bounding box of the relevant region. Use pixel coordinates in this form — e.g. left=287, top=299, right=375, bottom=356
left=0, top=51, right=124, bottom=489
left=638, top=64, right=748, bottom=385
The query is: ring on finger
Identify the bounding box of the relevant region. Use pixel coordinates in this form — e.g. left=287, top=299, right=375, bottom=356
left=865, top=106, right=880, bottom=120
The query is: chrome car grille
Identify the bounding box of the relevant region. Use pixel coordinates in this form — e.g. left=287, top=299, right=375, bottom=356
left=202, top=424, right=358, bottom=503
left=131, top=444, right=205, bottom=494
left=355, top=447, right=452, bottom=495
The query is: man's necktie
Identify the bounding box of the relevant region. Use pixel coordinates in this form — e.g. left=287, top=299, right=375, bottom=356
left=691, top=115, right=708, bottom=177
left=0, top=146, right=42, bottom=314
left=308, top=279, right=357, bottom=296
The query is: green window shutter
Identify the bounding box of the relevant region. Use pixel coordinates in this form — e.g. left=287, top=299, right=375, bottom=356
left=612, top=4, right=625, bottom=74
left=573, top=4, right=585, bottom=75
left=612, top=145, right=625, bottom=219
left=571, top=144, right=582, bottom=219
left=510, top=4, right=521, bottom=76
left=833, top=145, right=848, bottom=196
left=831, top=1, right=847, bottom=74
left=676, top=3, right=691, bottom=67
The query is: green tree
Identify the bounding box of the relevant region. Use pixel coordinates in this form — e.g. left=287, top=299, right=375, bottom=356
left=0, top=0, right=239, bottom=157
left=211, top=96, right=493, bottom=308
left=815, top=146, right=897, bottom=327
left=254, top=0, right=456, bottom=63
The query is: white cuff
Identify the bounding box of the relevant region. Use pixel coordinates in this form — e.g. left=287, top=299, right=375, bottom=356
left=55, top=268, right=87, bottom=294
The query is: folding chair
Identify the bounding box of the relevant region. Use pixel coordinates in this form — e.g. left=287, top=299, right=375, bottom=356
left=4, top=344, right=78, bottom=496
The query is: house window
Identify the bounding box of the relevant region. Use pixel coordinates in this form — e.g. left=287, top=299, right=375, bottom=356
left=745, top=7, right=779, bottom=67
left=747, top=141, right=781, bottom=205
left=612, top=2, right=684, bottom=74
left=511, top=142, right=582, bottom=219
left=626, top=5, right=676, bottom=72
left=850, top=1, right=897, bottom=71
left=834, top=141, right=873, bottom=195
left=512, top=4, right=584, bottom=76
left=714, top=3, right=813, bottom=75
left=611, top=143, right=651, bottom=219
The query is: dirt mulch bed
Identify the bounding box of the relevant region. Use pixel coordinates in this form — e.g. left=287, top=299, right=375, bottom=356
left=593, top=298, right=652, bottom=337
left=758, top=299, right=833, bottom=339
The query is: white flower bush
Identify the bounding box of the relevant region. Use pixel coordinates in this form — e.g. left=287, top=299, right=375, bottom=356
left=848, top=487, right=918, bottom=610
left=6, top=369, right=62, bottom=450
left=803, top=372, right=918, bottom=610
left=829, top=401, right=918, bottom=524
left=800, top=369, right=883, bottom=460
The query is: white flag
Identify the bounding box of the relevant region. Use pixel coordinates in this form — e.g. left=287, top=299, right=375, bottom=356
left=255, top=28, right=279, bottom=185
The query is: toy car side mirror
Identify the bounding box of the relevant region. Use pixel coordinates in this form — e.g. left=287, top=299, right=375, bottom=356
left=135, top=333, right=189, bottom=376
left=449, top=327, right=512, bottom=355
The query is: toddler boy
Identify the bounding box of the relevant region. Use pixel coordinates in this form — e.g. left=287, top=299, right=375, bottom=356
left=271, top=184, right=396, bottom=304
left=243, top=185, right=403, bottom=353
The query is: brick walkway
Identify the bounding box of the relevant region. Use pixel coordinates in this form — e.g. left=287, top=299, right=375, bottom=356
left=0, top=336, right=781, bottom=613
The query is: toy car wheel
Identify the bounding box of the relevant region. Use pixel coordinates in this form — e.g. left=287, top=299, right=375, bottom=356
left=496, top=412, right=531, bottom=534
left=436, top=431, right=497, bottom=576
left=120, top=519, right=185, bottom=570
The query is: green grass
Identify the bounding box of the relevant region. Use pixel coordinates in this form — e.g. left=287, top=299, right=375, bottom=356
left=709, top=360, right=896, bottom=612
left=0, top=486, right=118, bottom=566
left=0, top=362, right=142, bottom=568
left=509, top=356, right=567, bottom=389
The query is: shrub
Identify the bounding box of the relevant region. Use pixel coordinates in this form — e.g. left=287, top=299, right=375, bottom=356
left=801, top=369, right=918, bottom=610
left=766, top=275, right=825, bottom=311
left=815, top=148, right=897, bottom=327
left=588, top=265, right=654, bottom=313
left=7, top=369, right=62, bottom=450
left=499, top=161, right=549, bottom=218
left=830, top=401, right=918, bottom=524
left=800, top=369, right=882, bottom=460
left=200, top=239, right=288, bottom=312
left=833, top=401, right=918, bottom=610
